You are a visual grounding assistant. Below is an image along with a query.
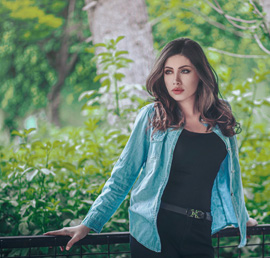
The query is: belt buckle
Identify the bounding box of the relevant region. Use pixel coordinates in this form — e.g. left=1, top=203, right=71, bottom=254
left=186, top=208, right=205, bottom=219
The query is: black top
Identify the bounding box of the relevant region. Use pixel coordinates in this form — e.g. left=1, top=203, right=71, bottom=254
left=161, top=128, right=227, bottom=212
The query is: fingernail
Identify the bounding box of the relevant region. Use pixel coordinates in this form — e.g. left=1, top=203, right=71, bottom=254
left=66, top=246, right=69, bottom=251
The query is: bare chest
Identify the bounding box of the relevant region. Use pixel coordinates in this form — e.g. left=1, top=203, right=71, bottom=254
left=184, top=121, right=212, bottom=134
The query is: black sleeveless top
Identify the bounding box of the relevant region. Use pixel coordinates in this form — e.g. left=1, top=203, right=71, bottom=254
left=161, top=128, right=227, bottom=212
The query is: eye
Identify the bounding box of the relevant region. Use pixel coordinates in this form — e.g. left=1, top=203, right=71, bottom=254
left=181, top=69, right=190, bottom=74
left=164, top=70, right=172, bottom=75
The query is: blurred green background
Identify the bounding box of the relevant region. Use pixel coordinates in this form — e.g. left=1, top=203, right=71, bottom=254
left=0, top=0, right=269, bottom=257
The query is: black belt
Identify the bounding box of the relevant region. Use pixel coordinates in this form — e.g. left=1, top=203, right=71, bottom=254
left=160, top=202, right=212, bottom=222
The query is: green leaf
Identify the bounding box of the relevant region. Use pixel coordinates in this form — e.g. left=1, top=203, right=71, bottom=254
left=94, top=43, right=106, bottom=48
left=24, top=128, right=36, bottom=135
left=116, top=63, right=126, bottom=69
left=52, top=140, right=62, bottom=148
left=11, top=130, right=24, bottom=137
left=101, top=78, right=111, bottom=87
left=116, top=57, right=133, bottom=63
left=19, top=222, right=30, bottom=235
left=94, top=73, right=109, bottom=82
left=114, top=73, right=125, bottom=81
left=61, top=162, right=77, bottom=173
left=40, top=168, right=55, bottom=176
left=115, top=51, right=128, bottom=57
left=97, top=52, right=112, bottom=57
left=31, top=141, right=44, bottom=149
left=46, top=141, right=52, bottom=149
left=30, top=199, right=36, bottom=208
left=114, top=219, right=127, bottom=223
left=78, top=90, right=96, bottom=101
left=26, top=169, right=39, bottom=181
left=10, top=200, right=19, bottom=207
left=115, top=35, right=125, bottom=44
left=63, top=219, right=71, bottom=226
left=22, top=167, right=35, bottom=176
left=99, top=58, right=111, bottom=64
left=84, top=46, right=95, bottom=53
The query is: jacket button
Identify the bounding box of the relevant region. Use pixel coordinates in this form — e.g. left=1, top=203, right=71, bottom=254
left=231, top=169, right=235, bottom=173
left=231, top=193, right=233, bottom=196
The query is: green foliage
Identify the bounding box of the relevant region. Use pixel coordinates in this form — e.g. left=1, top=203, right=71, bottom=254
left=1, top=0, right=64, bottom=40
left=146, top=0, right=270, bottom=82
left=80, top=36, right=149, bottom=132
left=82, top=36, right=134, bottom=117
left=0, top=0, right=97, bottom=132
left=0, top=118, right=132, bottom=256
left=0, top=0, right=270, bottom=257
left=213, top=62, right=270, bottom=257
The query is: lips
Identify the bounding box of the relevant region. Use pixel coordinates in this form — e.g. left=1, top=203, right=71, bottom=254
left=172, top=88, right=184, bottom=94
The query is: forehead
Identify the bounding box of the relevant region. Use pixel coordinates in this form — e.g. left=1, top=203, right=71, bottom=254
left=164, top=54, right=192, bottom=67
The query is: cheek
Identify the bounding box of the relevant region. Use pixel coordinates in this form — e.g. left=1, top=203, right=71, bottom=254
left=188, top=77, right=200, bottom=90
left=164, top=77, right=171, bottom=89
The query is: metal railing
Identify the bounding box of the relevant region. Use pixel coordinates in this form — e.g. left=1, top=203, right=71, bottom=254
left=1, top=224, right=269, bottom=257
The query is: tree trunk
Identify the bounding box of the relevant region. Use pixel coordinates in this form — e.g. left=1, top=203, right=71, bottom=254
left=47, top=0, right=78, bottom=126
left=84, top=0, right=155, bottom=99
left=260, top=0, right=270, bottom=28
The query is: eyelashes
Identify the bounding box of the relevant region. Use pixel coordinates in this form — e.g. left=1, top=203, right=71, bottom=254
left=164, top=69, right=191, bottom=75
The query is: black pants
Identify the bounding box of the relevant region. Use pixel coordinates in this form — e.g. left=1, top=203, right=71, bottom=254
left=130, top=206, right=215, bottom=258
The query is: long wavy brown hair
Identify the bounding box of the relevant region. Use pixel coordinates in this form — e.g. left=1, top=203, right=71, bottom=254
left=145, top=37, right=241, bottom=138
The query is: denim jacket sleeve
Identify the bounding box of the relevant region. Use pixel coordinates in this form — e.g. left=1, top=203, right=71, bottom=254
left=81, top=105, right=152, bottom=233
left=225, top=99, right=250, bottom=221
left=230, top=134, right=250, bottom=221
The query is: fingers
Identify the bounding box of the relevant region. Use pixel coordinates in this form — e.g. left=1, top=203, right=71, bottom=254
left=44, top=230, right=64, bottom=236
left=66, top=235, right=80, bottom=251
left=43, top=226, right=88, bottom=251
left=43, top=228, right=69, bottom=236
left=246, top=218, right=258, bottom=227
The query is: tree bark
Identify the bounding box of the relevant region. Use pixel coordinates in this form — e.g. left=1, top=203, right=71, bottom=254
left=47, top=0, right=78, bottom=126
left=84, top=0, right=155, bottom=99
left=260, top=0, right=270, bottom=28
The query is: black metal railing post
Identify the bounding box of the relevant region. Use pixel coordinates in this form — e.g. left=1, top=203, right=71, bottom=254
left=217, top=233, right=220, bottom=258
left=54, top=237, right=57, bottom=258
left=28, top=238, right=31, bottom=258
left=262, top=231, right=265, bottom=258
left=1, top=239, right=3, bottom=258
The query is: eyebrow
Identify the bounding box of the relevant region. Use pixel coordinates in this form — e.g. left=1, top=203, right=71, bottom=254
left=164, top=65, right=192, bottom=69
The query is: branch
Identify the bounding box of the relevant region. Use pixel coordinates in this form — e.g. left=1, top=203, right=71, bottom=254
left=238, top=83, right=257, bottom=153
left=208, top=0, right=262, bottom=30
left=253, top=34, right=270, bottom=55
left=149, top=10, right=172, bottom=27
left=249, top=0, right=264, bottom=18
left=67, top=0, right=76, bottom=27
left=67, top=53, right=78, bottom=73
left=205, top=0, right=270, bottom=55
left=205, top=0, right=258, bottom=23
left=189, top=7, right=249, bottom=38
left=82, top=1, right=97, bottom=11
left=85, top=36, right=93, bottom=43
left=208, top=47, right=269, bottom=58
left=225, top=17, right=261, bottom=31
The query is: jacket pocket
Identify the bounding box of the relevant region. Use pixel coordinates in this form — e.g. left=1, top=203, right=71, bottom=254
left=148, top=130, right=167, bottom=160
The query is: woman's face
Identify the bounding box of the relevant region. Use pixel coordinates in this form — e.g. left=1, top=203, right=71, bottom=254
left=163, top=54, right=200, bottom=107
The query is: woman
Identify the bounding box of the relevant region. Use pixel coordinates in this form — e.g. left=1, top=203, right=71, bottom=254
left=44, top=38, right=258, bottom=257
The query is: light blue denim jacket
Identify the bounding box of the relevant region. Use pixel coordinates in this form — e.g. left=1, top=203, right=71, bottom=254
left=81, top=102, right=250, bottom=252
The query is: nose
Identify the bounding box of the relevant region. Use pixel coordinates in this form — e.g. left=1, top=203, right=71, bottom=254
left=173, top=73, right=181, bottom=85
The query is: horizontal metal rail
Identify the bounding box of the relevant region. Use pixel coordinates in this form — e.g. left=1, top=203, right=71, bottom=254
left=0, top=224, right=269, bottom=257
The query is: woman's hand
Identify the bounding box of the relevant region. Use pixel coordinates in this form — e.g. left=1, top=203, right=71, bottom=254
left=246, top=217, right=258, bottom=227
left=43, top=224, right=91, bottom=251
